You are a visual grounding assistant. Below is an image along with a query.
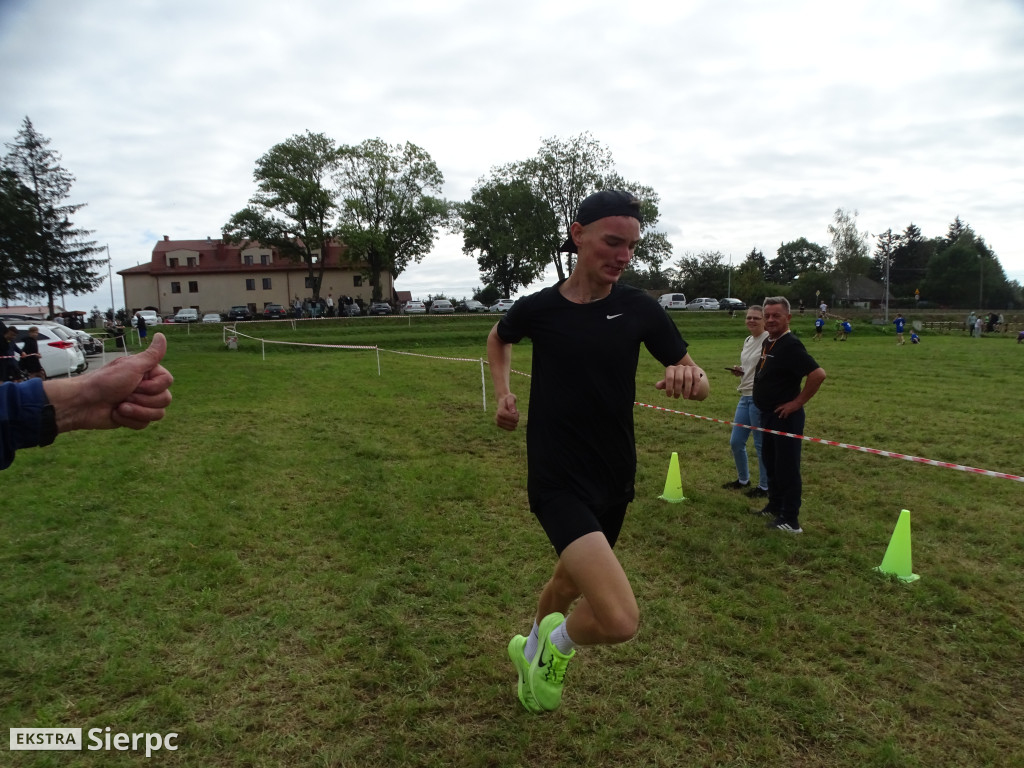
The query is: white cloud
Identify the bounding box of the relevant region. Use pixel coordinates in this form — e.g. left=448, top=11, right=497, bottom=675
left=2, top=0, right=1022, bottom=311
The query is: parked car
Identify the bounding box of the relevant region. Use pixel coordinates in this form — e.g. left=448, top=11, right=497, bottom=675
left=173, top=308, right=199, bottom=323
left=9, top=322, right=87, bottom=378
left=202, top=313, right=223, bottom=323
left=368, top=302, right=392, bottom=315
left=429, top=299, right=455, bottom=314
left=685, top=297, right=720, bottom=311
left=340, top=302, right=362, bottom=317
left=489, top=299, right=515, bottom=312
left=131, top=309, right=161, bottom=327
left=457, top=300, right=488, bottom=313
left=718, top=298, right=747, bottom=312
left=65, top=328, right=103, bottom=355
left=263, top=304, right=288, bottom=319
left=403, top=300, right=427, bottom=314
left=227, top=305, right=254, bottom=321
left=658, top=293, right=687, bottom=310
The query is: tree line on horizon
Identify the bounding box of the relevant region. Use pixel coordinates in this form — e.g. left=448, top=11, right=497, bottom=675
left=2, top=119, right=1019, bottom=313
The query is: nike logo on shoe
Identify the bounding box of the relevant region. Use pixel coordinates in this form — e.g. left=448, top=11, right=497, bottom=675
left=606, top=314, right=623, bottom=320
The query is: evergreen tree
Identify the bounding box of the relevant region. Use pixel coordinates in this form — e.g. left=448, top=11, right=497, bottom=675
left=3, top=117, right=106, bottom=313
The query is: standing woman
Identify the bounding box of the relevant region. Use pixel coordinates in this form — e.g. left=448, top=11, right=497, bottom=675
left=722, top=305, right=768, bottom=497
left=19, top=326, right=45, bottom=380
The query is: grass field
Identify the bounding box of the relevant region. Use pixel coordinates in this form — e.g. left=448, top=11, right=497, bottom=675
left=2, top=313, right=1022, bottom=767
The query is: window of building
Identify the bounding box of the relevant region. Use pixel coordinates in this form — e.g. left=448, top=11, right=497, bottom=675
left=260, top=254, right=270, bottom=265
left=304, top=277, right=315, bottom=289
left=246, top=279, right=255, bottom=291
left=169, top=257, right=179, bottom=268
left=188, top=281, right=198, bottom=293
left=262, top=278, right=272, bottom=290
left=187, top=257, right=197, bottom=267
left=353, top=275, right=363, bottom=287
left=244, top=254, right=253, bottom=266
left=171, top=282, right=181, bottom=294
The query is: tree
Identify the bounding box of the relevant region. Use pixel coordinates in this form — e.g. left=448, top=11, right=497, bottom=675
left=223, top=131, right=339, bottom=301
left=457, top=178, right=558, bottom=299
left=673, top=250, right=730, bottom=298
left=778, top=238, right=831, bottom=275
left=512, top=132, right=613, bottom=281
left=731, top=248, right=769, bottom=303
left=828, top=208, right=872, bottom=291
left=871, top=228, right=902, bottom=285
left=889, top=223, right=933, bottom=297
left=335, top=139, right=449, bottom=302
left=3, top=117, right=106, bottom=314
left=922, top=221, right=1014, bottom=308
left=0, top=167, right=35, bottom=303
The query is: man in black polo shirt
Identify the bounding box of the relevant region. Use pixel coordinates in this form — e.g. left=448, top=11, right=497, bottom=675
left=487, top=189, right=709, bottom=713
left=753, top=296, right=826, bottom=534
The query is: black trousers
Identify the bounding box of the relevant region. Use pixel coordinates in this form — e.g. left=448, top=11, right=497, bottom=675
left=760, top=407, right=805, bottom=526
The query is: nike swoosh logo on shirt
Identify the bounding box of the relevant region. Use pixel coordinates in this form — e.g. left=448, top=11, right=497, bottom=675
left=606, top=314, right=623, bottom=320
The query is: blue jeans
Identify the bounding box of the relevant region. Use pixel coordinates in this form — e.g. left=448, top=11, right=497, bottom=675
left=730, top=396, right=766, bottom=487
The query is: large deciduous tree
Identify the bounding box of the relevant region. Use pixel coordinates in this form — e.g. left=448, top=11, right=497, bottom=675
left=223, top=131, right=339, bottom=301
left=335, top=139, right=449, bottom=302
left=2, top=117, right=106, bottom=314
left=457, top=178, right=558, bottom=299
left=828, top=208, right=872, bottom=292
left=493, top=133, right=671, bottom=283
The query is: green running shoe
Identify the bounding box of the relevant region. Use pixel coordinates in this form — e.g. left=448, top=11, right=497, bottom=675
left=507, top=635, right=541, bottom=713
left=529, top=612, right=576, bottom=711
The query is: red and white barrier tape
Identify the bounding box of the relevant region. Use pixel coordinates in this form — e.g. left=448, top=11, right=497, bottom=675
left=222, top=331, right=1023, bottom=483
left=635, top=401, right=1024, bottom=483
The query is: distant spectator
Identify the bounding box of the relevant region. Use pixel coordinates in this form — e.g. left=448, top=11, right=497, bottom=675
left=135, top=312, right=148, bottom=344
left=974, top=316, right=983, bottom=338
left=1, top=324, right=21, bottom=382
left=19, top=327, right=45, bottom=380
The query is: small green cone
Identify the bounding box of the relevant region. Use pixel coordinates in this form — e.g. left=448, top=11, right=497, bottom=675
left=658, top=451, right=686, bottom=503
left=874, top=509, right=920, bottom=583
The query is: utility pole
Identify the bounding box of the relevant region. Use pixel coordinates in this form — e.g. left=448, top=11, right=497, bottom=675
left=107, top=245, right=116, bottom=320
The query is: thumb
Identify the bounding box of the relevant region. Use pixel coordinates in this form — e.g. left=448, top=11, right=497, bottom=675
left=133, top=332, right=167, bottom=366
left=654, top=379, right=667, bottom=390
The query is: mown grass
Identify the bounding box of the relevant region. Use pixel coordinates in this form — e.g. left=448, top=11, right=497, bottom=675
left=1, top=314, right=1022, bottom=767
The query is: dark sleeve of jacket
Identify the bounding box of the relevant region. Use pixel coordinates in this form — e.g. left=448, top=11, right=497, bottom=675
left=0, top=378, right=53, bottom=470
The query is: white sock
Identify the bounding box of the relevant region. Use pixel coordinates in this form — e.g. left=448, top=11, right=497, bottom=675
left=550, top=620, right=576, bottom=655
left=523, top=621, right=540, bottom=661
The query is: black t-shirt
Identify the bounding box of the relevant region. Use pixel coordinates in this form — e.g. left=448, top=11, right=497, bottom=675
left=752, top=331, right=819, bottom=411
left=496, top=282, right=688, bottom=505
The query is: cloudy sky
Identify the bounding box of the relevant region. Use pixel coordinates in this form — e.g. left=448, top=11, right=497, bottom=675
left=1, top=0, right=1022, bottom=310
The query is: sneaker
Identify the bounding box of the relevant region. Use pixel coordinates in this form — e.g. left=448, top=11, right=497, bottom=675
left=744, top=486, right=769, bottom=498
left=766, top=516, right=803, bottom=534
left=529, top=613, right=575, bottom=712
left=721, top=479, right=749, bottom=490
left=507, top=635, right=542, bottom=713
left=752, top=505, right=776, bottom=517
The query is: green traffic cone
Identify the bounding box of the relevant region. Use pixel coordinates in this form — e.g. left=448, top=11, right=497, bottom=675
left=874, top=509, right=920, bottom=583
left=658, top=451, right=686, bottom=503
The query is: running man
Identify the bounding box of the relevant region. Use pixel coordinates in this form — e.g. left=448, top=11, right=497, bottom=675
left=487, top=189, right=709, bottom=713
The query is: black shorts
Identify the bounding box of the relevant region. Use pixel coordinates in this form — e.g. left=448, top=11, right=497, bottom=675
left=528, top=490, right=629, bottom=556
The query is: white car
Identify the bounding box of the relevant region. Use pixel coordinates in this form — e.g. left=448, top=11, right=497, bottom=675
left=489, top=299, right=515, bottom=312
left=173, top=308, right=199, bottom=323
left=658, top=293, right=687, bottom=310
left=685, top=297, right=720, bottom=311
left=428, top=299, right=454, bottom=314
left=202, top=313, right=223, bottom=323
left=132, top=310, right=161, bottom=327
left=403, top=301, right=427, bottom=314
left=9, top=322, right=87, bottom=378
